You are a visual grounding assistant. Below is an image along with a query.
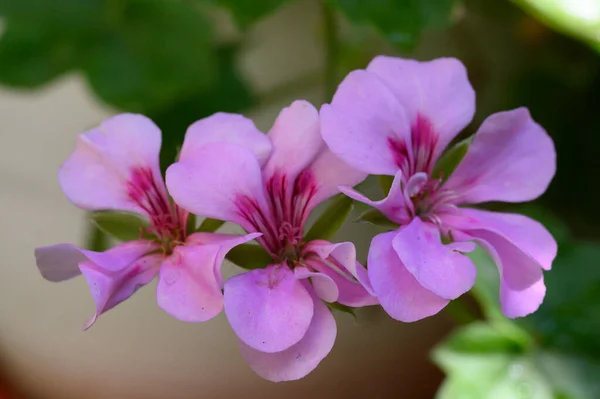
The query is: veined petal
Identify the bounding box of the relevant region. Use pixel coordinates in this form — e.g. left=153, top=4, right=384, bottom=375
left=392, top=218, right=477, bottom=300
left=34, top=240, right=158, bottom=282
left=368, top=231, right=449, bottom=322
left=263, top=100, right=323, bottom=181
left=321, top=70, right=411, bottom=175
left=444, top=108, right=556, bottom=204
left=79, top=242, right=162, bottom=329
left=367, top=56, right=475, bottom=158
left=166, top=142, right=268, bottom=229
left=58, top=114, right=165, bottom=214
left=224, top=265, right=314, bottom=353
left=443, top=209, right=557, bottom=271
left=179, top=113, right=272, bottom=166
left=239, top=285, right=336, bottom=382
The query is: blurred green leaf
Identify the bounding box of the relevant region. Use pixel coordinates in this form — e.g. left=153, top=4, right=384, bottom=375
left=196, top=218, right=225, bottom=233
left=91, top=210, right=150, bottom=242
left=210, top=0, right=293, bottom=28
left=305, top=194, right=353, bottom=242
left=85, top=220, right=110, bottom=252
left=355, top=208, right=399, bottom=229
left=84, top=0, right=215, bottom=113
left=186, top=213, right=197, bottom=236
left=326, top=302, right=357, bottom=321
left=225, top=243, right=272, bottom=270
left=433, top=136, right=472, bottom=181
left=377, top=175, right=394, bottom=195
left=330, top=0, right=458, bottom=49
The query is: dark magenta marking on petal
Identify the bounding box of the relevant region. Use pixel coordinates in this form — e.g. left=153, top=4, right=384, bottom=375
left=411, top=114, right=439, bottom=174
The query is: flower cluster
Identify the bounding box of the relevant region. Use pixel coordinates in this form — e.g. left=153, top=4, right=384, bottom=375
left=35, top=56, right=557, bottom=382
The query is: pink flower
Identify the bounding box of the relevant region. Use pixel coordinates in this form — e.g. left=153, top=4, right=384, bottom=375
left=166, top=100, right=377, bottom=381
left=321, top=56, right=557, bottom=321
left=35, top=114, right=260, bottom=328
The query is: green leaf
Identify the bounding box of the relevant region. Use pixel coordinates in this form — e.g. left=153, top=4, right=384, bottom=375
left=84, top=0, right=216, bottom=113
left=196, top=218, right=225, bottom=233
left=432, top=136, right=472, bottom=181
left=85, top=221, right=110, bottom=252
left=91, top=211, right=150, bottom=242
left=210, top=0, right=293, bottom=28
left=326, top=302, right=357, bottom=321
left=534, top=351, right=600, bottom=399
left=304, top=194, right=353, bottom=242
left=377, top=175, right=394, bottom=195
left=186, top=213, right=197, bottom=236
left=331, top=0, right=459, bottom=49
left=225, top=243, right=272, bottom=270
left=355, top=208, right=399, bottom=229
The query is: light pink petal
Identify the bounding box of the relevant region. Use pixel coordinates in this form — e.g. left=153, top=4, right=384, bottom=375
left=157, top=245, right=224, bottom=323
left=80, top=244, right=162, bottom=329
left=367, top=56, right=475, bottom=156
left=444, top=108, right=556, bottom=204
left=58, top=113, right=165, bottom=214
left=368, top=231, right=449, bottom=322
left=294, top=266, right=339, bottom=303
left=179, top=112, right=272, bottom=166
left=307, top=149, right=367, bottom=208
left=34, top=240, right=158, bottom=282
left=239, top=285, right=336, bottom=382
left=340, top=171, right=412, bottom=225
left=263, top=100, right=324, bottom=180
left=224, top=265, right=314, bottom=353
left=392, top=218, right=477, bottom=300
left=166, top=142, right=268, bottom=228
left=443, top=209, right=556, bottom=271
left=321, top=70, right=411, bottom=175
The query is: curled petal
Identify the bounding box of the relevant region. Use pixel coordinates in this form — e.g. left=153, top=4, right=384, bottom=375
left=367, top=56, right=475, bottom=157
left=80, top=245, right=162, bottom=329
left=180, top=113, right=272, bottom=166
left=239, top=285, right=336, bottom=382
left=166, top=142, right=268, bottom=228
left=392, top=218, right=477, bottom=300
left=224, top=265, right=314, bottom=353
left=294, top=266, right=339, bottom=303
left=368, top=232, right=449, bottom=322
left=444, top=108, right=556, bottom=204
left=321, top=70, right=411, bottom=175
left=58, top=113, right=165, bottom=214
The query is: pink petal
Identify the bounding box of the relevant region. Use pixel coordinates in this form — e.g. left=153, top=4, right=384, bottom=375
left=443, top=209, right=556, bottom=271
left=239, top=285, right=336, bottom=382
left=179, top=112, right=272, bottom=166
left=294, top=266, right=339, bottom=303
left=366, top=56, right=475, bottom=157
left=79, top=242, right=162, bottom=329
left=392, top=218, right=477, bottom=300
left=368, top=231, right=449, bottom=322
left=444, top=108, right=556, bottom=204
left=58, top=113, right=165, bottom=214
left=307, top=149, right=367, bottom=208
left=321, top=70, right=411, bottom=175
left=224, top=265, right=314, bottom=353
left=263, top=100, right=324, bottom=180
left=166, top=142, right=268, bottom=228
left=340, top=171, right=412, bottom=225
left=157, top=245, right=223, bottom=323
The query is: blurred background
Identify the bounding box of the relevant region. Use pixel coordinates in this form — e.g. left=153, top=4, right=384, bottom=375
left=0, top=0, right=599, bottom=397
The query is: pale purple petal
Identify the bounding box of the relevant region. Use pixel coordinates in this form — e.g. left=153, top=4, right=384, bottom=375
left=58, top=113, right=165, bottom=214
left=444, top=108, right=556, bottom=204
left=294, top=266, right=339, bottom=303
left=443, top=209, right=556, bottom=271
left=179, top=113, right=272, bottom=166
left=166, top=142, right=268, bottom=228
left=239, top=285, right=336, bottom=382
left=392, top=218, right=477, bottom=300
left=157, top=245, right=224, bottom=322
left=263, top=100, right=324, bottom=180
left=368, top=231, right=449, bottom=322
left=80, top=245, right=163, bottom=329
left=224, top=265, right=314, bottom=353
left=367, top=56, right=475, bottom=156
left=321, top=70, right=411, bottom=175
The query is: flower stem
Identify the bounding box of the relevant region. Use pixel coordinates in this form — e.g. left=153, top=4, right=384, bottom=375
left=322, top=0, right=339, bottom=100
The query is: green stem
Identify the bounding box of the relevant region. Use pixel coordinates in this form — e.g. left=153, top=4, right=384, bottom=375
left=444, top=298, right=478, bottom=326
left=322, top=0, right=339, bottom=100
